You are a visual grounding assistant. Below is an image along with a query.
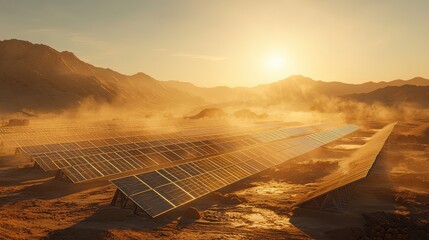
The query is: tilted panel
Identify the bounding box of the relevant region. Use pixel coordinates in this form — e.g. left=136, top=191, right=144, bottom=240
left=295, top=122, right=396, bottom=207
left=58, top=135, right=261, bottom=183
left=111, top=124, right=359, bottom=217
left=14, top=120, right=284, bottom=155
left=52, top=125, right=326, bottom=183
left=3, top=119, right=284, bottom=156
left=26, top=123, right=321, bottom=170
left=33, top=133, right=254, bottom=171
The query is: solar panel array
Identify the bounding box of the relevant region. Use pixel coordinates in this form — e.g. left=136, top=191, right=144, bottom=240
left=0, top=118, right=227, bottom=136
left=23, top=123, right=322, bottom=160
left=295, top=122, right=396, bottom=206
left=18, top=127, right=244, bottom=156
left=111, top=124, right=359, bottom=217
left=0, top=119, right=165, bottom=142
left=0, top=119, right=283, bottom=139
left=57, top=134, right=257, bottom=183
left=3, top=120, right=282, bottom=151
left=55, top=125, right=323, bottom=183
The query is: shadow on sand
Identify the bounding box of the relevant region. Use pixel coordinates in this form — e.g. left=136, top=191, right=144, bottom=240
left=41, top=191, right=246, bottom=240
left=0, top=167, right=111, bottom=207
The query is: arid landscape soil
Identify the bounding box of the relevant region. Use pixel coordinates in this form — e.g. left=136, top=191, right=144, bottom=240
left=0, top=120, right=427, bottom=240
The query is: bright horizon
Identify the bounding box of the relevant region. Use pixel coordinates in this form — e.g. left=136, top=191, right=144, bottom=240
left=1, top=0, right=429, bottom=87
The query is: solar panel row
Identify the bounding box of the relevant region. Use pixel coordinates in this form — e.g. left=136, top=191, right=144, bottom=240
left=27, top=124, right=322, bottom=170
left=7, top=122, right=265, bottom=151
left=57, top=125, right=324, bottom=183
left=1, top=120, right=283, bottom=144
left=20, top=131, right=240, bottom=156
left=0, top=119, right=166, bottom=140
left=111, top=124, right=359, bottom=217
left=295, top=122, right=396, bottom=206
left=0, top=118, right=215, bottom=135
left=18, top=121, right=308, bottom=156
left=25, top=124, right=317, bottom=172
left=42, top=134, right=257, bottom=174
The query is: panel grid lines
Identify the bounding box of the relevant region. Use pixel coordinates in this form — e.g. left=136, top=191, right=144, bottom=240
left=111, top=124, right=359, bottom=217
left=3, top=120, right=284, bottom=155
left=37, top=125, right=326, bottom=183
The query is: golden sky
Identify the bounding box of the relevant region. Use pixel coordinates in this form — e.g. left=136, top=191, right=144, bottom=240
left=1, top=0, right=428, bottom=87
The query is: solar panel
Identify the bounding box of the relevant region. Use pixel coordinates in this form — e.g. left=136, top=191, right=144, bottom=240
left=0, top=119, right=170, bottom=146
left=3, top=119, right=282, bottom=153
left=56, top=125, right=325, bottom=183
left=16, top=129, right=225, bottom=156
left=14, top=122, right=290, bottom=159
left=111, top=124, right=359, bottom=218
left=34, top=133, right=255, bottom=172
left=294, top=122, right=396, bottom=207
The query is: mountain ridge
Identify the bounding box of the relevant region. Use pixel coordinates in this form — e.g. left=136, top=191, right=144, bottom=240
left=343, top=84, right=429, bottom=108
left=0, top=39, right=203, bottom=114
left=161, top=75, right=429, bottom=107
left=1, top=39, right=428, bottom=114
left=164, top=75, right=429, bottom=89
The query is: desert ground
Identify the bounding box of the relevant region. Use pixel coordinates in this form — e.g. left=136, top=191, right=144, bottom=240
left=0, top=119, right=428, bottom=240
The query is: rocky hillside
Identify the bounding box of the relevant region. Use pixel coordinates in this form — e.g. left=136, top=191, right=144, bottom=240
left=0, top=39, right=202, bottom=114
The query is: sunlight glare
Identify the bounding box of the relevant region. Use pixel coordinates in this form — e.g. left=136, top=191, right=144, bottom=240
left=266, top=55, right=285, bottom=70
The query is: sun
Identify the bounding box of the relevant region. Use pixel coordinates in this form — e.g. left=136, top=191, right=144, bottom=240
left=258, top=52, right=294, bottom=83
left=265, top=55, right=285, bottom=70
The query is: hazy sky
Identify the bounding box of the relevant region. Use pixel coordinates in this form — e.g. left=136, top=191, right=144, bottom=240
left=1, top=0, right=428, bottom=87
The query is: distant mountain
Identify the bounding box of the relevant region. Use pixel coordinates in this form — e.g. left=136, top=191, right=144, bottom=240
left=1, top=39, right=428, bottom=114
left=0, top=39, right=202, bottom=114
left=162, top=80, right=253, bottom=104
left=343, top=85, right=429, bottom=108
left=162, top=76, right=429, bottom=107
left=260, top=75, right=429, bottom=96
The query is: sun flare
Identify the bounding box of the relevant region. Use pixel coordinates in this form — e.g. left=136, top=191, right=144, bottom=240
left=265, top=55, right=285, bottom=70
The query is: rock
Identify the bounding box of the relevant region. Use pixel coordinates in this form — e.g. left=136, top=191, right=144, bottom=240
left=182, top=207, right=201, bottom=220
left=187, top=108, right=226, bottom=119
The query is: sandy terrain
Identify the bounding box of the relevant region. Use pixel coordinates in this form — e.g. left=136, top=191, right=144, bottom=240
left=0, top=120, right=428, bottom=240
